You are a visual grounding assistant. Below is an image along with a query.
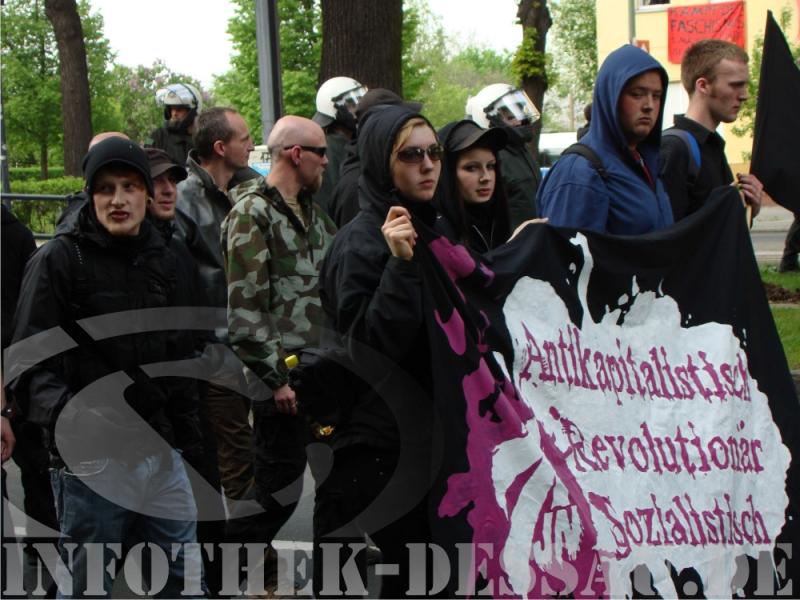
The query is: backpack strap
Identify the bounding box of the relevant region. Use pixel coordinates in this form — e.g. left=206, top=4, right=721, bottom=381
left=536, top=142, right=609, bottom=214
left=560, top=143, right=610, bottom=181
left=662, top=128, right=701, bottom=181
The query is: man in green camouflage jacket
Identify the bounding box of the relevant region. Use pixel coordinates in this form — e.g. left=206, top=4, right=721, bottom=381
left=221, top=115, right=337, bottom=552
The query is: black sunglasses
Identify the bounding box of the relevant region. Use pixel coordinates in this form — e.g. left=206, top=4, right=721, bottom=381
left=284, top=145, right=327, bottom=157
left=395, top=144, right=444, bottom=164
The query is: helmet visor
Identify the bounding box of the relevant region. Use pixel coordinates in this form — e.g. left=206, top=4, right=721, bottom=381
left=486, top=89, right=540, bottom=127
left=332, top=85, right=368, bottom=116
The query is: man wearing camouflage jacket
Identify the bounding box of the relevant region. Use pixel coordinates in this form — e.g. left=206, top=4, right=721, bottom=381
left=221, top=115, right=337, bottom=549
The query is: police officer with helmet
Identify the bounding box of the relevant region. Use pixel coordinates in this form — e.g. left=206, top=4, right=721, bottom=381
left=466, top=84, right=543, bottom=229
left=147, top=82, right=203, bottom=167
left=312, top=76, right=367, bottom=215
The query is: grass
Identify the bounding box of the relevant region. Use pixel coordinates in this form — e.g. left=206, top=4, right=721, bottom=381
left=771, top=307, right=800, bottom=370
left=760, top=265, right=800, bottom=292
left=761, top=267, right=800, bottom=370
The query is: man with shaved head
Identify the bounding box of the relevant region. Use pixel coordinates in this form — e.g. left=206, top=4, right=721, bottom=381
left=221, top=115, right=337, bottom=562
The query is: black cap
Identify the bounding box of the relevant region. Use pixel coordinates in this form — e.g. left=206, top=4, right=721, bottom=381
left=445, top=121, right=508, bottom=153
left=356, top=88, right=423, bottom=121
left=145, top=147, right=188, bottom=182
left=83, top=138, right=154, bottom=197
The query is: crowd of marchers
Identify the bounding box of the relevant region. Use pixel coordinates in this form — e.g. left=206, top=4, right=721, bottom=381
left=1, top=38, right=799, bottom=599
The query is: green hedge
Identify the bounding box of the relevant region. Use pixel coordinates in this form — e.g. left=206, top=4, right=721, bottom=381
left=10, top=176, right=83, bottom=196
left=7, top=199, right=68, bottom=236
left=3, top=177, right=80, bottom=235
left=9, top=166, right=67, bottom=181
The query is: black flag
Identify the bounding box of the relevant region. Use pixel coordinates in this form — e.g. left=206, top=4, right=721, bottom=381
left=420, top=187, right=799, bottom=597
left=751, top=11, right=800, bottom=212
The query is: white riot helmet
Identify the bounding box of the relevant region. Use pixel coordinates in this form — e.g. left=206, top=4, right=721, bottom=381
left=466, top=84, right=540, bottom=129
left=312, top=76, right=368, bottom=130
left=156, top=82, right=202, bottom=130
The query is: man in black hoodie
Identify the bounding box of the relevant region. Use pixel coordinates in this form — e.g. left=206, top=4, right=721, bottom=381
left=8, top=138, right=203, bottom=597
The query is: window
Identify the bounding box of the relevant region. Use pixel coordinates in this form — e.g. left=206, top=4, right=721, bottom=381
left=639, top=0, right=670, bottom=6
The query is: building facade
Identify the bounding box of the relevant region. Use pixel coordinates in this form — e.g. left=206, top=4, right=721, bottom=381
left=596, top=0, right=799, bottom=171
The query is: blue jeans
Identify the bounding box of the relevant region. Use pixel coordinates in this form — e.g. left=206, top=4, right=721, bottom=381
left=50, top=451, right=201, bottom=598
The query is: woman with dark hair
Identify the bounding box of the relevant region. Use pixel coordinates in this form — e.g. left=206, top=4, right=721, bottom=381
left=435, top=119, right=511, bottom=253
left=314, top=105, right=447, bottom=598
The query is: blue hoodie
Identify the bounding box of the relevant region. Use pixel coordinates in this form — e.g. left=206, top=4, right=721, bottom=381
left=537, top=45, right=674, bottom=235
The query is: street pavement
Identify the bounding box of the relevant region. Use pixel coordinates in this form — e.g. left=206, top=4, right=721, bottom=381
left=751, top=202, right=794, bottom=265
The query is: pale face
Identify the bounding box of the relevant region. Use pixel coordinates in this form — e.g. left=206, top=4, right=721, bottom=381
left=618, top=70, right=663, bottom=148
left=221, top=112, right=255, bottom=171
left=92, top=167, right=148, bottom=237
left=706, top=59, right=749, bottom=124
left=390, top=126, right=441, bottom=203
left=149, top=172, right=178, bottom=221
left=297, top=129, right=329, bottom=194
left=456, top=146, right=497, bottom=205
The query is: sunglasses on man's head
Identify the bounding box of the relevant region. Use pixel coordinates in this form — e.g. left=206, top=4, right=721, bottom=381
left=395, top=144, right=444, bottom=164
left=283, top=145, right=327, bottom=157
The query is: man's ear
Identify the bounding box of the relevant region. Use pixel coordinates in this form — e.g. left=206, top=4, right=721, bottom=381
left=212, top=139, right=226, bottom=159
left=694, top=76, right=711, bottom=97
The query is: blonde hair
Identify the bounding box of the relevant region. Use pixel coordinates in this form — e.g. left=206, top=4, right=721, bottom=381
left=389, top=117, right=434, bottom=171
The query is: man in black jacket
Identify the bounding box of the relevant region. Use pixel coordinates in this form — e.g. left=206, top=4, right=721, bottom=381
left=174, top=107, right=257, bottom=511
left=659, top=40, right=764, bottom=222
left=8, top=138, right=203, bottom=597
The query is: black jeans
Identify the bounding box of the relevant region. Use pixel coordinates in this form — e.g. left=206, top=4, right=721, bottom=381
left=313, top=445, right=445, bottom=599
left=226, top=401, right=309, bottom=550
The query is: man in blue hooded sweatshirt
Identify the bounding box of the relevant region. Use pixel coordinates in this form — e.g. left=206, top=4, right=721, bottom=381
left=538, top=45, right=674, bottom=235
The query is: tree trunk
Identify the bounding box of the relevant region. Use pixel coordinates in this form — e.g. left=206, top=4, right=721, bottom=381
left=45, top=0, right=92, bottom=176
left=517, top=0, right=552, bottom=161
left=320, top=0, right=403, bottom=93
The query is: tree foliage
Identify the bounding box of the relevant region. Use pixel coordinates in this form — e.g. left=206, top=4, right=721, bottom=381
left=549, top=0, right=596, bottom=107
left=401, top=1, right=513, bottom=128
left=214, top=0, right=320, bottom=140
left=2, top=0, right=64, bottom=174
left=1, top=0, right=116, bottom=173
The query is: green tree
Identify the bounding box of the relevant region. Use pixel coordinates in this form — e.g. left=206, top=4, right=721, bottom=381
left=214, top=0, right=320, bottom=141
left=1, top=0, right=116, bottom=175
left=549, top=0, right=597, bottom=129
left=401, top=0, right=513, bottom=128
left=419, top=46, right=514, bottom=128
left=2, top=0, right=62, bottom=174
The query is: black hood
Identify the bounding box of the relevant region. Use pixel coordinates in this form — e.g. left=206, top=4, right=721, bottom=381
left=356, top=104, right=437, bottom=219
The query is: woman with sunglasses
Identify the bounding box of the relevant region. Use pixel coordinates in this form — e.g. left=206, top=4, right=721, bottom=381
left=435, top=120, right=511, bottom=253
left=314, top=105, right=449, bottom=598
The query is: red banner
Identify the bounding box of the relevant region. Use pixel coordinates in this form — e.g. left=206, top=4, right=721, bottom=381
left=668, top=1, right=746, bottom=64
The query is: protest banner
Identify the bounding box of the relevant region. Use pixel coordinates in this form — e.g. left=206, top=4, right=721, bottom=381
left=668, top=1, right=746, bottom=64
left=424, top=187, right=798, bottom=597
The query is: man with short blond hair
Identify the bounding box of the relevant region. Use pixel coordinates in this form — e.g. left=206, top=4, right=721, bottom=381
left=660, top=39, right=764, bottom=221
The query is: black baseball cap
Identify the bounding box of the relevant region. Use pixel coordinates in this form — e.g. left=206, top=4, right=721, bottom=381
left=145, top=147, right=188, bottom=182
left=445, top=120, right=508, bottom=153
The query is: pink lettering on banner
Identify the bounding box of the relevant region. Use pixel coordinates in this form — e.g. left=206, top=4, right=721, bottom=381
left=428, top=231, right=790, bottom=598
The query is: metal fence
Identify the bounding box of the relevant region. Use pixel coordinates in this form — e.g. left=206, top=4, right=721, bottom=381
left=1, top=193, right=70, bottom=240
